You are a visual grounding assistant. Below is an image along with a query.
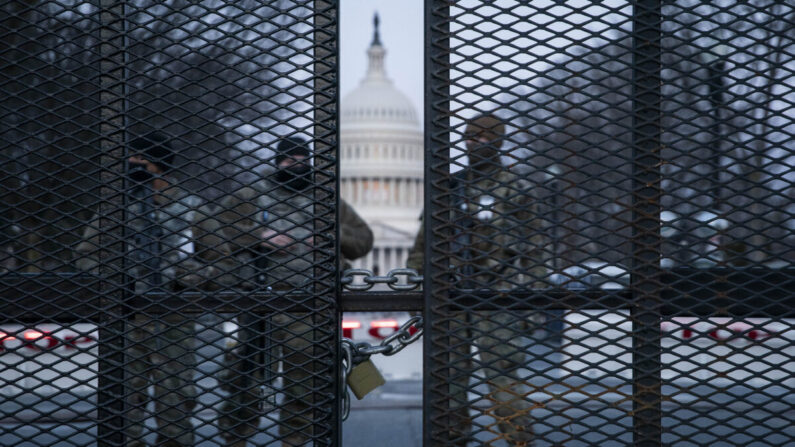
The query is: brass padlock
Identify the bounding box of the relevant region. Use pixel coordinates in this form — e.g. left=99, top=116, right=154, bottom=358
left=346, top=358, right=386, bottom=400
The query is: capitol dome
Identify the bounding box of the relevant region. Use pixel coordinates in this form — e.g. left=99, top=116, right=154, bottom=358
left=341, top=13, right=424, bottom=275
left=341, top=53, right=420, bottom=129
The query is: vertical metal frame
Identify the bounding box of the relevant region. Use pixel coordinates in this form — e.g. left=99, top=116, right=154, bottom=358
left=312, top=0, right=341, bottom=444
left=631, top=0, right=664, bottom=445
left=97, top=0, right=127, bottom=443
left=423, top=1, right=451, bottom=445
left=305, top=1, right=341, bottom=444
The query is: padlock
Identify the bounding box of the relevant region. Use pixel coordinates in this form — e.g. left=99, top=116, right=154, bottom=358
left=346, top=358, right=386, bottom=399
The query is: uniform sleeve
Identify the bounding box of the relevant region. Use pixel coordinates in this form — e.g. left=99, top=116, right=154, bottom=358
left=405, top=215, right=425, bottom=274
left=75, top=214, right=102, bottom=272
left=189, top=202, right=240, bottom=290
left=339, top=199, right=373, bottom=261
left=157, top=197, right=201, bottom=289
left=496, top=177, right=549, bottom=283
left=214, top=188, right=267, bottom=251
left=192, top=203, right=232, bottom=263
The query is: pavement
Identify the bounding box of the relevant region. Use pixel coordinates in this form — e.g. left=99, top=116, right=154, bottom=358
left=3, top=314, right=794, bottom=446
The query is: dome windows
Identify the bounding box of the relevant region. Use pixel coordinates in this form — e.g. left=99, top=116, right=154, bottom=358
left=342, top=105, right=418, bottom=122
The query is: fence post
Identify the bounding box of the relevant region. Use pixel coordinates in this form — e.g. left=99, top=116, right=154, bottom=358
left=97, top=0, right=127, bottom=444
left=632, top=0, right=663, bottom=445
left=424, top=0, right=452, bottom=445
left=312, top=1, right=340, bottom=444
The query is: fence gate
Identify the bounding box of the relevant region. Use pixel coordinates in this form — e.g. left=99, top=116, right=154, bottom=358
left=422, top=0, right=794, bottom=446
left=2, top=0, right=795, bottom=447
left=1, top=1, right=340, bottom=446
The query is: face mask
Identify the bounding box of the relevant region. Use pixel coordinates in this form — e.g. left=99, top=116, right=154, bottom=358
left=128, top=162, right=153, bottom=183
left=468, top=142, right=500, bottom=172
left=276, top=164, right=312, bottom=189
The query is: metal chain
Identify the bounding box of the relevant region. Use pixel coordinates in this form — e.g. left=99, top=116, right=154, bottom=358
left=353, top=315, right=424, bottom=357
left=340, top=338, right=354, bottom=421
left=341, top=268, right=423, bottom=291
left=339, top=316, right=423, bottom=420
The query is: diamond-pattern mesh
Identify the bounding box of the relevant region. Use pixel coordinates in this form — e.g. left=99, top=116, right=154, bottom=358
left=1, top=1, right=338, bottom=446
left=3, top=0, right=795, bottom=446
left=425, top=1, right=794, bottom=446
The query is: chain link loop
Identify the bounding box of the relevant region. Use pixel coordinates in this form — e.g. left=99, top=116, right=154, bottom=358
left=360, top=315, right=424, bottom=357
left=339, top=316, right=423, bottom=420
left=340, top=339, right=354, bottom=421
left=341, top=268, right=423, bottom=291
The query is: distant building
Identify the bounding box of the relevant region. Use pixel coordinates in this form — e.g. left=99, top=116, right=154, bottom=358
left=341, top=14, right=423, bottom=275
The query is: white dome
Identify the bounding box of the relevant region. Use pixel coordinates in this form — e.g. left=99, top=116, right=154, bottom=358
left=342, top=77, right=420, bottom=127
left=341, top=41, right=420, bottom=128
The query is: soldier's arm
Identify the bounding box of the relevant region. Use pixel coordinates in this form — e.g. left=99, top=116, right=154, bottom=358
left=189, top=202, right=240, bottom=289
left=498, top=179, right=548, bottom=281
left=408, top=175, right=459, bottom=275
left=218, top=187, right=268, bottom=250
left=74, top=214, right=102, bottom=272
left=192, top=203, right=231, bottom=263
left=339, top=199, right=373, bottom=261
left=494, top=178, right=530, bottom=249
left=158, top=198, right=204, bottom=288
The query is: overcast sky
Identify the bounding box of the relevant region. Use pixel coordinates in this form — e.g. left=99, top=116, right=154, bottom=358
left=340, top=0, right=424, bottom=122
left=338, top=0, right=630, bottom=130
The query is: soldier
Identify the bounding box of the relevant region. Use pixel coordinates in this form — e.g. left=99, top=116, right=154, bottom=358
left=407, top=114, right=548, bottom=446
left=199, top=136, right=373, bottom=447
left=76, top=132, right=206, bottom=446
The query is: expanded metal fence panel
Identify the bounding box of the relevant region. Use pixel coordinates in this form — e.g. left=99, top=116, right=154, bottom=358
left=1, top=1, right=339, bottom=446
left=3, top=0, right=795, bottom=446
left=425, top=1, right=795, bottom=446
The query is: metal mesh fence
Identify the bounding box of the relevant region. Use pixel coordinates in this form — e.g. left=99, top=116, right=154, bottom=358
left=1, top=1, right=339, bottom=445
left=424, top=1, right=794, bottom=446
left=2, top=0, right=795, bottom=446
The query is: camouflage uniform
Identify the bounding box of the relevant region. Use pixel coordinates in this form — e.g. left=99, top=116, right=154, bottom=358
left=76, top=183, right=203, bottom=447
left=196, top=181, right=372, bottom=446
left=407, top=166, right=548, bottom=446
